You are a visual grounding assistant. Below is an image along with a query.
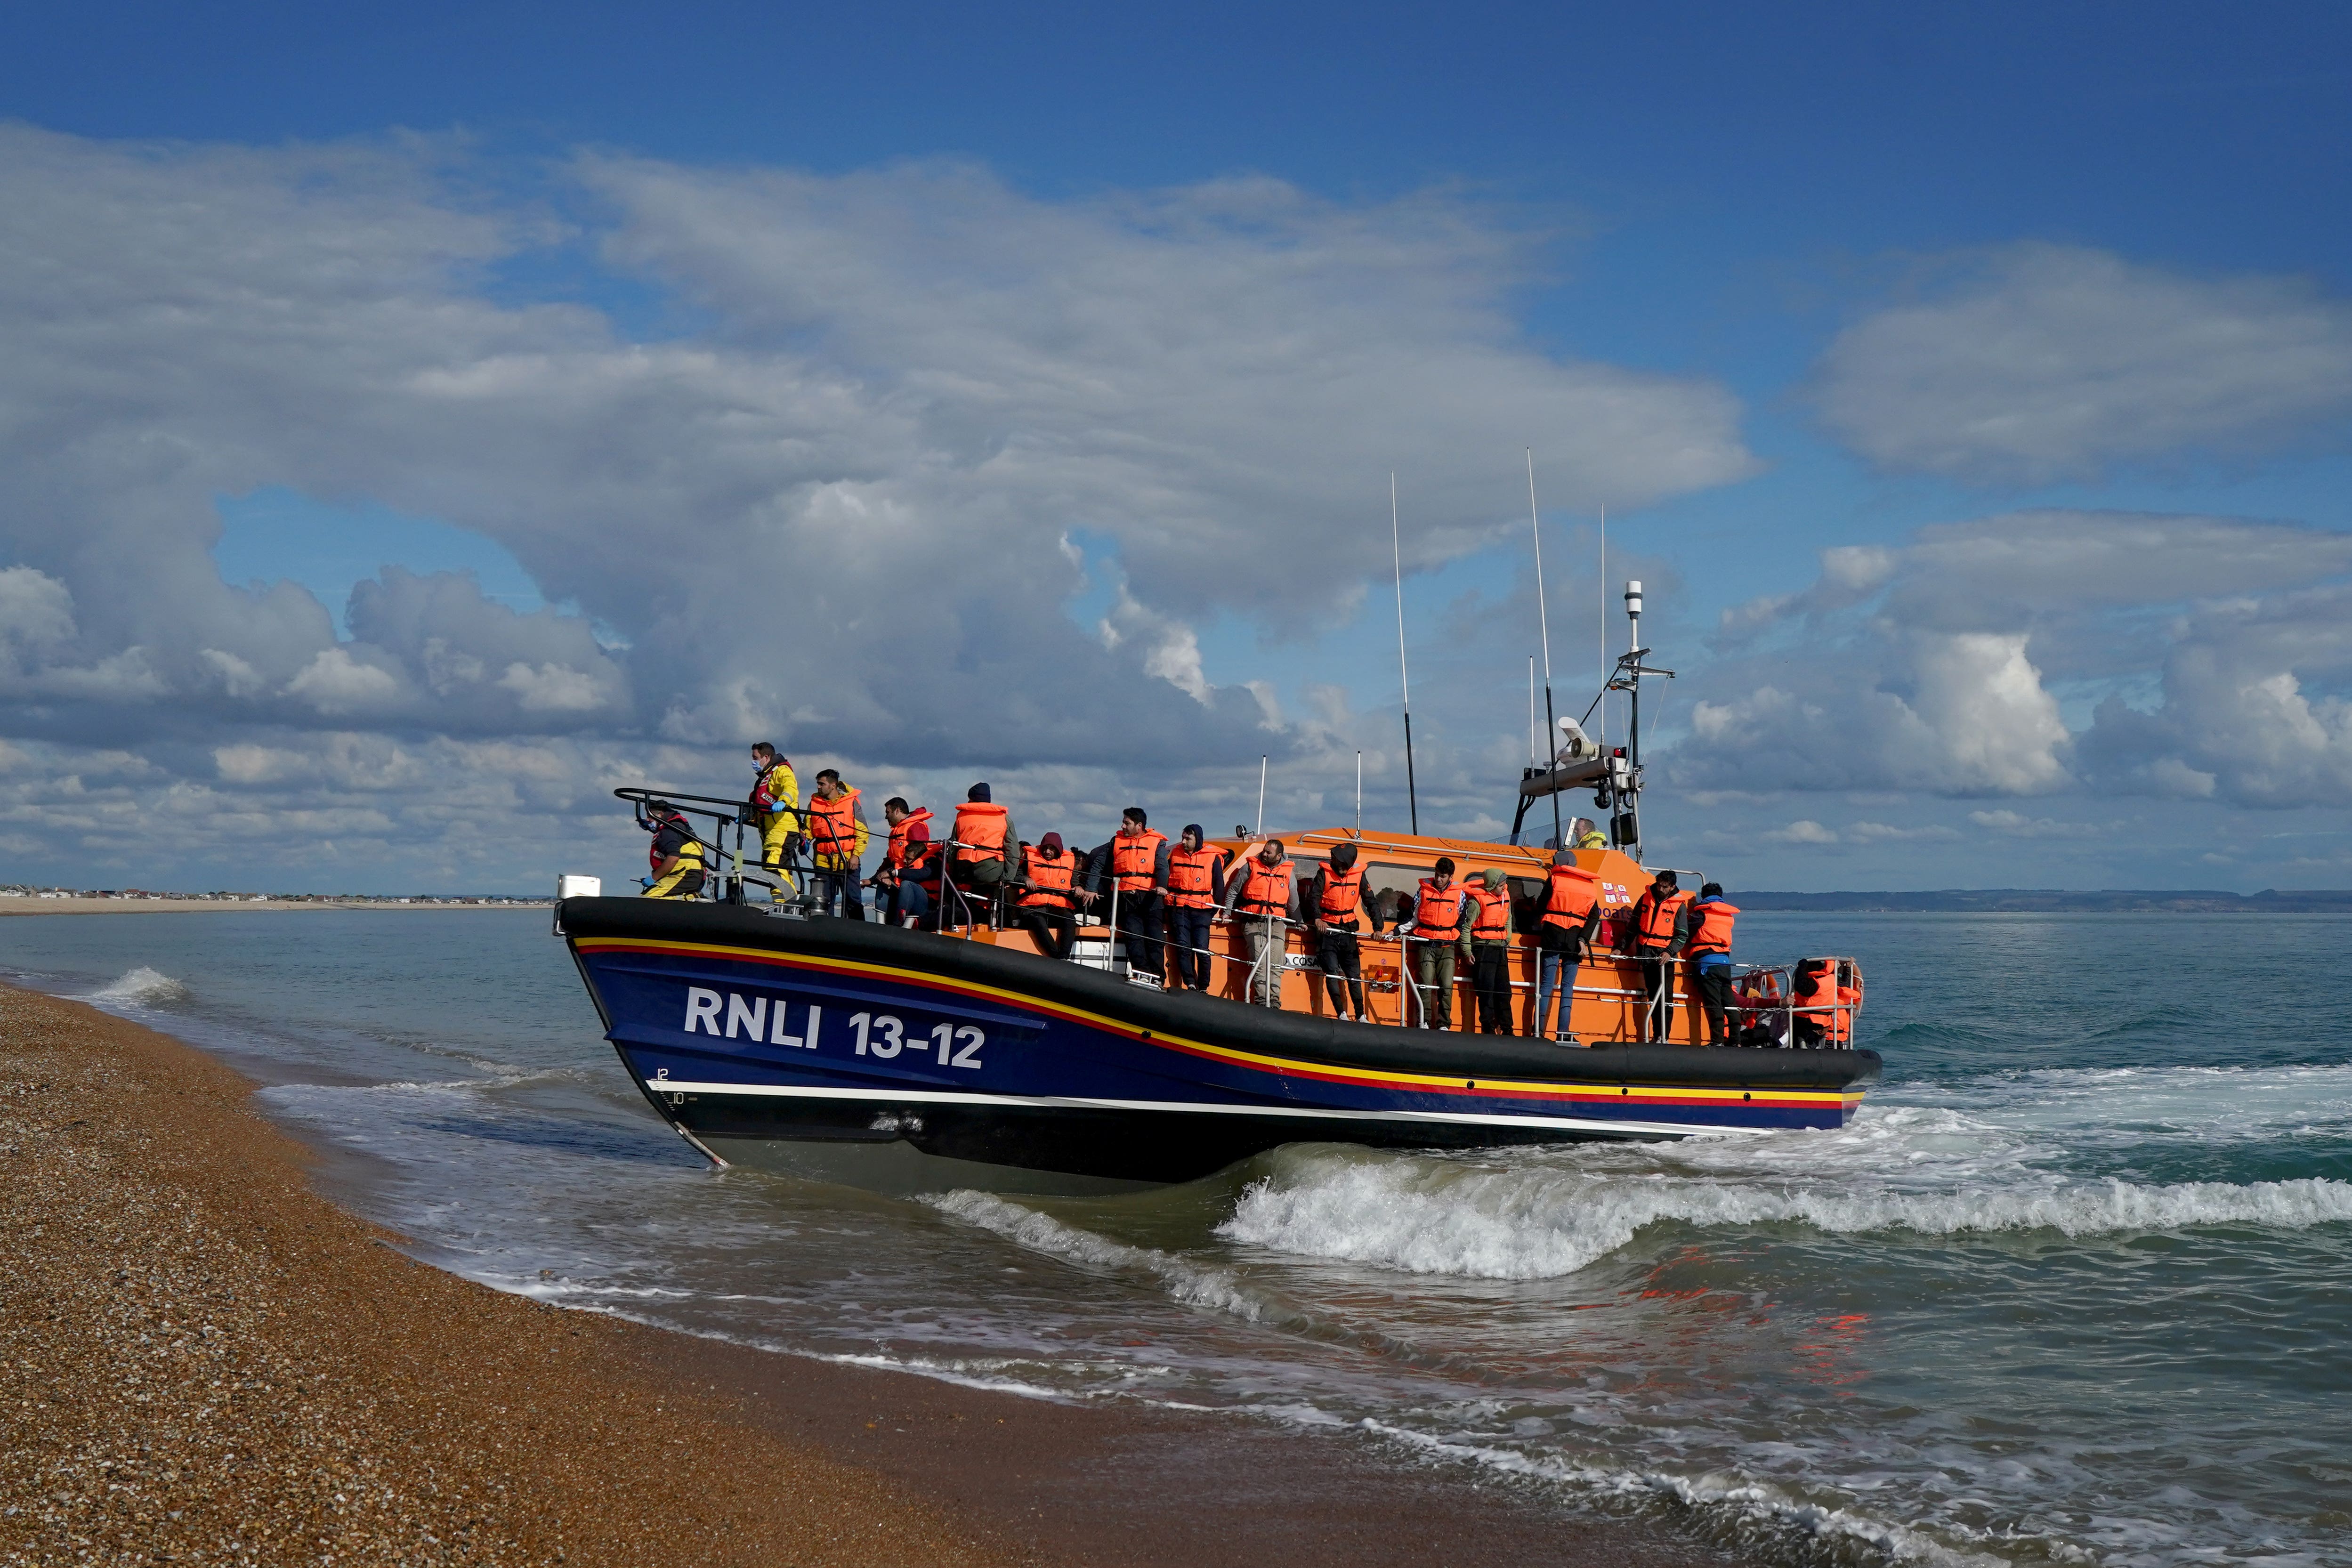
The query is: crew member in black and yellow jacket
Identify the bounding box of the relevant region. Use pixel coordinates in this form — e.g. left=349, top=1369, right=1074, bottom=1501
left=639, top=802, right=706, bottom=899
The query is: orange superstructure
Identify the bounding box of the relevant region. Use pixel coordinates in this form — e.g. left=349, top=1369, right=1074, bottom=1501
left=926, top=824, right=1794, bottom=1044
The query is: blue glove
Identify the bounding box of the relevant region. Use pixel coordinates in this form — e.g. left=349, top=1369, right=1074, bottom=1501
left=639, top=877, right=655, bottom=889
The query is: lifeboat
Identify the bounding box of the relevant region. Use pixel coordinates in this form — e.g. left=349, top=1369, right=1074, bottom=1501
left=558, top=602, right=1879, bottom=1193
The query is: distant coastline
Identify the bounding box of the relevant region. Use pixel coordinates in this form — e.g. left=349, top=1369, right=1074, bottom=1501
left=1736, top=889, right=2352, bottom=913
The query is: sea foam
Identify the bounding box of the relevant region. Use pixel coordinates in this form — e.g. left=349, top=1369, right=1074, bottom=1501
left=1217, top=1148, right=2352, bottom=1279
left=83, top=965, right=190, bottom=1008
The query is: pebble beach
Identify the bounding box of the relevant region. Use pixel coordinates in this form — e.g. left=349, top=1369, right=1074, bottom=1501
left=0, top=980, right=1710, bottom=1568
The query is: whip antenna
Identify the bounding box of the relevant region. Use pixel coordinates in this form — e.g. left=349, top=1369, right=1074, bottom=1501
left=1527, top=449, right=1564, bottom=849
left=1596, top=503, right=1607, bottom=753
left=1390, top=473, right=1419, bottom=834
left=1256, top=754, right=1268, bottom=838
left=1528, top=656, right=1537, bottom=769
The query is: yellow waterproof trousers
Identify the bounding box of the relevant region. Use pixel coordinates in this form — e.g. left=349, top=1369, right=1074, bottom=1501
left=760, top=816, right=797, bottom=894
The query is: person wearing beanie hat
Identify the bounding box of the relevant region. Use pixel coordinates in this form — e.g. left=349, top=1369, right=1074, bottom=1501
left=1464, top=867, right=1518, bottom=1035
left=1304, top=840, right=1377, bottom=1021
left=1685, top=880, right=1740, bottom=1045
left=1629, top=868, right=1694, bottom=1043
left=1014, top=829, right=1091, bottom=960
left=946, top=782, right=1016, bottom=929
left=1533, top=847, right=1602, bottom=1044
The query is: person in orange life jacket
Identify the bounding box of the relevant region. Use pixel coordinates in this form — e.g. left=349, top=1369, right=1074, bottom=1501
left=1627, top=869, right=1693, bottom=1043
left=1686, top=882, right=1740, bottom=1046
left=1466, top=868, right=1517, bottom=1035
left=946, top=783, right=1017, bottom=929
left=1532, top=849, right=1601, bottom=1044
left=1406, top=857, right=1468, bottom=1030
left=1013, top=832, right=1096, bottom=960
left=1102, top=808, right=1171, bottom=983
left=806, top=769, right=870, bottom=919
left=1164, top=825, right=1227, bottom=994
left=871, top=797, right=934, bottom=927
left=1305, top=841, right=1379, bottom=1021
left=744, top=743, right=799, bottom=898
left=1790, top=959, right=1859, bottom=1048
left=1220, top=838, right=1299, bottom=1007
left=639, top=802, right=706, bottom=899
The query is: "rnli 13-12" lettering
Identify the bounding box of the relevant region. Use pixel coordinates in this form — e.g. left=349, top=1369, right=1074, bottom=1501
left=678, top=988, right=984, bottom=1070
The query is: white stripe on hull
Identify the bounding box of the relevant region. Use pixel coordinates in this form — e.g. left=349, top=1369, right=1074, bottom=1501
left=637, top=1077, right=1758, bottom=1139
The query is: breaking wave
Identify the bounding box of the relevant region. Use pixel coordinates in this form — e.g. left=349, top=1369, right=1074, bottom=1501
left=83, top=965, right=190, bottom=1008
left=1218, top=1147, right=2352, bottom=1279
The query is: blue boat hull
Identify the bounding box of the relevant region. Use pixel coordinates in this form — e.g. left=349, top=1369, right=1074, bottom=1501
left=562, top=898, right=1881, bottom=1191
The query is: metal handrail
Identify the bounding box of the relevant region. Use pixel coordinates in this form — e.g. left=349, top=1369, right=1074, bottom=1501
left=612, top=787, right=1862, bottom=1046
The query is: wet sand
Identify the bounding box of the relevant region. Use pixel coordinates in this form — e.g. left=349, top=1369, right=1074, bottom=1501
left=0, top=982, right=1722, bottom=1567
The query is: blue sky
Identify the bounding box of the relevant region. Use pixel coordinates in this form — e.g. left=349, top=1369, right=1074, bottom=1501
left=2, top=2, right=2349, bottom=891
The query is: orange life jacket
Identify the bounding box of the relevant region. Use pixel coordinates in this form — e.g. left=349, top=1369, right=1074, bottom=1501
left=1317, top=863, right=1365, bottom=921
left=1022, top=849, right=1076, bottom=909
left=884, top=807, right=933, bottom=870
left=1468, top=884, right=1511, bottom=940
left=1831, top=975, right=1861, bottom=1044
left=1540, top=864, right=1600, bottom=930
left=1792, top=964, right=1854, bottom=1043
left=1633, top=886, right=1690, bottom=950
left=1110, top=829, right=1167, bottom=893
left=1237, top=857, right=1293, bottom=915
left=1686, top=898, right=1738, bottom=958
left=1414, top=879, right=1467, bottom=940
left=1167, top=845, right=1220, bottom=910
left=807, top=786, right=862, bottom=861
left=952, top=802, right=1008, bottom=864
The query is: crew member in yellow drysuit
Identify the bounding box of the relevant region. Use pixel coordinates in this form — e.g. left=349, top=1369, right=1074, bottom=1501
left=748, top=742, right=798, bottom=897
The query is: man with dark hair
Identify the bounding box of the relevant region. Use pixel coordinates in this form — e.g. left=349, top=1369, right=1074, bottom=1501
left=1101, top=807, right=1170, bottom=986
left=1306, top=841, right=1376, bottom=1021
left=806, top=768, right=869, bottom=918
left=1408, top=857, right=1468, bottom=1029
left=1221, top=838, right=1298, bottom=1007
left=873, top=797, right=936, bottom=927
left=1628, top=869, right=1693, bottom=1043
left=1164, top=825, right=1226, bottom=992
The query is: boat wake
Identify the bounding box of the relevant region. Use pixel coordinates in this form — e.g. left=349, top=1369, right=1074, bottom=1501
left=1208, top=1066, right=2352, bottom=1280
